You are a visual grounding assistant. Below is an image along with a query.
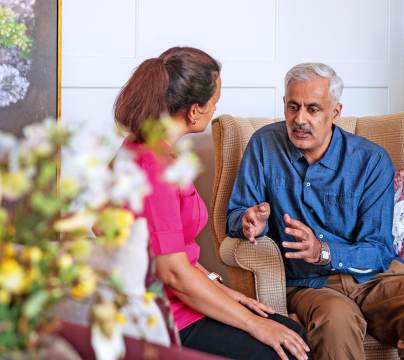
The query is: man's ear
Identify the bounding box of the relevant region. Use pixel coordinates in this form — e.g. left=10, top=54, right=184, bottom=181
left=333, top=103, right=342, bottom=121
left=283, top=96, right=286, bottom=105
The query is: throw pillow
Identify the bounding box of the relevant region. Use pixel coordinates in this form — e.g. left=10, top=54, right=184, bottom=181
left=393, top=170, right=404, bottom=258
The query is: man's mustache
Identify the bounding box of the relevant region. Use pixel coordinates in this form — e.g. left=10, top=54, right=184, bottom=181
left=292, top=124, right=312, bottom=134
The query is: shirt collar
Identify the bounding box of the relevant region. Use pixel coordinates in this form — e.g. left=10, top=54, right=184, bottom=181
left=287, top=124, right=342, bottom=171
left=318, top=125, right=341, bottom=171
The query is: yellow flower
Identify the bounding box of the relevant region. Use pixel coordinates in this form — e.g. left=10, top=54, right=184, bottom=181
left=115, top=312, right=126, bottom=325
left=1, top=171, right=32, bottom=201
left=146, top=314, right=157, bottom=328
left=0, top=289, right=10, bottom=304
left=69, top=238, right=91, bottom=258
left=21, top=246, right=42, bottom=263
left=59, top=178, right=79, bottom=199
left=115, top=209, right=134, bottom=228
left=71, top=266, right=97, bottom=299
left=0, top=259, right=26, bottom=294
left=143, top=291, right=156, bottom=305
left=58, top=254, right=73, bottom=269
left=96, top=209, right=134, bottom=248
left=3, top=243, right=15, bottom=258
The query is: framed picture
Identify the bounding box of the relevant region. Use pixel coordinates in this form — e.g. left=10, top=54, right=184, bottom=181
left=0, top=0, right=62, bottom=135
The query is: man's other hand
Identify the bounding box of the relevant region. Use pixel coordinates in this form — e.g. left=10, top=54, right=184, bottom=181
left=282, top=213, right=321, bottom=263
left=242, top=202, right=270, bottom=245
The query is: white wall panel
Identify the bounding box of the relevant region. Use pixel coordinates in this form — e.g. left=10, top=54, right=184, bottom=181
left=136, top=0, right=276, bottom=61
left=63, top=0, right=136, bottom=57
left=214, top=88, right=276, bottom=119
left=341, top=88, right=389, bottom=117
left=278, top=0, right=389, bottom=63
left=61, top=88, right=123, bottom=149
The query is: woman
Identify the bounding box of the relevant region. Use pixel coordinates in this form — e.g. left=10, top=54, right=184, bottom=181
left=114, top=46, right=310, bottom=360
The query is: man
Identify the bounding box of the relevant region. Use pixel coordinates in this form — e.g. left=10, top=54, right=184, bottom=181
left=227, top=63, right=404, bottom=359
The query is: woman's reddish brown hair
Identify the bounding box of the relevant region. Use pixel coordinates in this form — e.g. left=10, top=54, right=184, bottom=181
left=114, top=47, right=221, bottom=142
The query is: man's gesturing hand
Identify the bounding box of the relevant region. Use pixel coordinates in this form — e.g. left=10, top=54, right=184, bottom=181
left=282, top=213, right=321, bottom=263
left=242, top=202, right=270, bottom=245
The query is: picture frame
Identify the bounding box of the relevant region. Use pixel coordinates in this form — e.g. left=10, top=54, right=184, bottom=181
left=0, top=0, right=62, bottom=135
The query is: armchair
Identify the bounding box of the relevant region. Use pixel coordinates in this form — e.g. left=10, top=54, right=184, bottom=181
left=211, top=113, right=404, bottom=359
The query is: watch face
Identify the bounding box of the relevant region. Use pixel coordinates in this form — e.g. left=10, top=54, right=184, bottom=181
left=322, top=250, right=330, bottom=260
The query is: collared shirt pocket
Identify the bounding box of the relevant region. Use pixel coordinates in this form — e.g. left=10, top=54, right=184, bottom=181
left=322, top=191, right=360, bottom=237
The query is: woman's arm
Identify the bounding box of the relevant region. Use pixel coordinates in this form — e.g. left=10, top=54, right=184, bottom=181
left=156, top=253, right=309, bottom=360
left=194, top=262, right=275, bottom=318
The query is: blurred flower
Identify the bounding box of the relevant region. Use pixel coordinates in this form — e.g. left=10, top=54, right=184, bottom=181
left=0, top=131, right=16, bottom=161
left=95, top=209, right=134, bottom=248
left=146, top=314, right=157, bottom=328
left=110, top=149, right=151, bottom=212
left=21, top=246, right=42, bottom=264
left=164, top=151, right=201, bottom=188
left=57, top=254, right=73, bottom=270
left=0, top=288, right=10, bottom=304
left=1, top=170, right=31, bottom=200
left=0, top=259, right=25, bottom=294
left=115, top=312, right=126, bottom=325
left=143, top=291, right=156, bottom=305
left=54, top=211, right=96, bottom=233
left=71, top=265, right=97, bottom=299
left=68, top=238, right=92, bottom=259
left=59, top=177, right=80, bottom=200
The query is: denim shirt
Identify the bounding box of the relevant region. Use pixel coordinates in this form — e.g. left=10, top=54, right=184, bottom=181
left=227, top=121, right=401, bottom=288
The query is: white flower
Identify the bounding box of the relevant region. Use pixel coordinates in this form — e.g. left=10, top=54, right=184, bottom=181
left=164, top=152, right=201, bottom=188
left=110, top=149, right=151, bottom=212
left=393, top=200, right=404, bottom=253
left=54, top=210, right=96, bottom=232
left=20, top=118, right=58, bottom=156
left=0, top=131, right=17, bottom=161
left=0, top=64, right=29, bottom=107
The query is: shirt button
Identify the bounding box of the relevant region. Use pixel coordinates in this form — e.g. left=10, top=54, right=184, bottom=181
left=306, top=182, right=311, bottom=187
left=338, top=262, right=343, bottom=268
left=319, top=234, right=324, bottom=239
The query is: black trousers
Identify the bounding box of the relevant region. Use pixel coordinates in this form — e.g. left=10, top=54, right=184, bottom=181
left=180, top=313, right=309, bottom=360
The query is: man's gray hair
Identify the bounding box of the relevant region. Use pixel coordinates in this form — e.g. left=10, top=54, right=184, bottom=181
left=285, top=63, right=344, bottom=103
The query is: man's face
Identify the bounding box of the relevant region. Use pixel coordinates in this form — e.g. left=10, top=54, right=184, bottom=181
left=283, top=77, right=341, bottom=163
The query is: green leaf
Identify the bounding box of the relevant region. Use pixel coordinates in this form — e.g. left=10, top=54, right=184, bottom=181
left=22, top=290, right=49, bottom=319
left=147, top=281, right=164, bottom=298
left=108, top=272, right=124, bottom=291
left=37, top=162, right=56, bottom=188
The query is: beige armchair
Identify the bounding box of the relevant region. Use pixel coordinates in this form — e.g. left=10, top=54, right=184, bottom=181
left=211, top=113, right=404, bottom=359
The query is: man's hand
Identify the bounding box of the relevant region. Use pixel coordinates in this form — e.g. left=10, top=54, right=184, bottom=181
left=282, top=213, right=321, bottom=263
left=242, top=202, right=270, bottom=244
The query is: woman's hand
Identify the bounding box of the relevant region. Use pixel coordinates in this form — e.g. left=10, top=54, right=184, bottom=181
left=247, top=317, right=310, bottom=360
left=221, top=286, right=275, bottom=318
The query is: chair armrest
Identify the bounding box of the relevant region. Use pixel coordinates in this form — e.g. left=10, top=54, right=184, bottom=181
left=219, top=236, right=288, bottom=316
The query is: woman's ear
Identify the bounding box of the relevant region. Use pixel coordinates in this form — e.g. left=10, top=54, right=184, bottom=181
left=186, top=104, right=199, bottom=125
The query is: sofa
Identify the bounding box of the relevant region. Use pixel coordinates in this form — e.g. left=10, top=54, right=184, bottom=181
left=210, top=113, right=404, bottom=359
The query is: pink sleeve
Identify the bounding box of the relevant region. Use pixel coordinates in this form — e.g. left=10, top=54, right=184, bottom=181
left=141, top=157, right=186, bottom=257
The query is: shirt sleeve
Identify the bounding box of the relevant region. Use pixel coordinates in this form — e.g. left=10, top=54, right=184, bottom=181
left=142, top=161, right=186, bottom=257
left=327, top=150, right=396, bottom=275
left=226, top=135, right=269, bottom=238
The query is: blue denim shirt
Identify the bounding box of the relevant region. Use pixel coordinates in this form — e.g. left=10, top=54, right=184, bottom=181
left=227, top=121, right=402, bottom=288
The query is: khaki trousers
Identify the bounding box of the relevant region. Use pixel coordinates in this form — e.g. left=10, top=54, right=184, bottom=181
left=287, top=260, right=404, bottom=360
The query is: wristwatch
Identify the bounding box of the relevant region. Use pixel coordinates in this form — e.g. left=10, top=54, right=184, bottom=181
left=315, top=240, right=331, bottom=266
left=207, top=272, right=224, bottom=284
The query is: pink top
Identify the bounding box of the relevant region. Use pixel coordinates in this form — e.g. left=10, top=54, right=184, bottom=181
left=125, top=141, right=207, bottom=331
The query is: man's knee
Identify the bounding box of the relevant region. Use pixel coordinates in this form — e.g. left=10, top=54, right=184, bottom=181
left=308, top=297, right=367, bottom=338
